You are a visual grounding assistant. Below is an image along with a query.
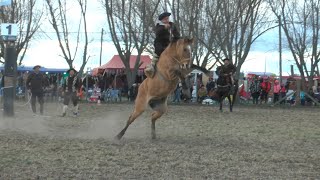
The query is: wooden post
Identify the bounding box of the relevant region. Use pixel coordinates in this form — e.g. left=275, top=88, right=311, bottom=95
left=272, top=90, right=296, bottom=106
left=296, top=79, right=301, bottom=106
left=3, top=43, right=17, bottom=117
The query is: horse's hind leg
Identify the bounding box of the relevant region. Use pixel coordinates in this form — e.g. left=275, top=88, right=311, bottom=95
left=115, top=108, right=145, bottom=140
left=115, top=94, right=147, bottom=140
left=151, top=110, right=165, bottom=139
left=219, top=96, right=224, bottom=112
left=150, top=98, right=168, bottom=139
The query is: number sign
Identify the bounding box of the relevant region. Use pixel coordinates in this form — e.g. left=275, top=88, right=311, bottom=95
left=1, top=23, right=17, bottom=41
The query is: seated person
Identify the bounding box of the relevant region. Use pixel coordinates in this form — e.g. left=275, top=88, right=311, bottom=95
left=197, top=85, right=207, bottom=103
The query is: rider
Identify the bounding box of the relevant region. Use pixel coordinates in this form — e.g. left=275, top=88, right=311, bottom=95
left=144, top=12, right=180, bottom=78
left=216, top=58, right=236, bottom=90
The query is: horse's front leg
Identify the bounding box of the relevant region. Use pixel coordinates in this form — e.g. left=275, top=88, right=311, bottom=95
left=219, top=97, right=224, bottom=112
left=227, top=95, right=233, bottom=112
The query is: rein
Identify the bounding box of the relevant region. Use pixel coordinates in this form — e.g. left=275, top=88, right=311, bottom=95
left=217, top=84, right=230, bottom=88
left=155, top=54, right=190, bottom=84
left=156, top=65, right=178, bottom=83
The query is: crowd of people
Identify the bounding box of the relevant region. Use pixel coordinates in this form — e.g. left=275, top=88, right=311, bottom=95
left=247, top=75, right=320, bottom=106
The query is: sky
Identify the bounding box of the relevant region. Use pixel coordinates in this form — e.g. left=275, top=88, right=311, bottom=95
left=19, top=0, right=297, bottom=76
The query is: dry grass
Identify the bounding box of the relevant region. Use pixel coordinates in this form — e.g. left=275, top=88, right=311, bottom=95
left=0, top=102, right=319, bottom=179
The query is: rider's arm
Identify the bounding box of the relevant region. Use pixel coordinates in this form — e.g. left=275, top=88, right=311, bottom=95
left=155, top=24, right=167, bottom=37
left=171, top=23, right=181, bottom=40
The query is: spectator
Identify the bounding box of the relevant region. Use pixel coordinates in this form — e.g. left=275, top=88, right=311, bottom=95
left=197, top=84, right=207, bottom=103
left=172, top=83, right=182, bottom=103
left=273, top=80, right=281, bottom=103
left=26, top=65, right=46, bottom=115
left=260, top=77, right=271, bottom=104
left=280, top=84, right=287, bottom=104
left=206, top=77, right=216, bottom=93
left=249, top=76, right=261, bottom=104
left=128, top=84, right=138, bottom=102
left=300, top=91, right=306, bottom=105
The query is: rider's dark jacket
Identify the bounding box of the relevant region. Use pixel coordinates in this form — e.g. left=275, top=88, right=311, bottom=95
left=154, top=22, right=180, bottom=56
left=26, top=72, right=46, bottom=94
left=216, top=64, right=236, bottom=76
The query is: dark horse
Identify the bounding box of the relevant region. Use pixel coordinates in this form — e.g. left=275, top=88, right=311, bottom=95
left=208, top=75, right=238, bottom=112
left=115, top=38, right=209, bottom=140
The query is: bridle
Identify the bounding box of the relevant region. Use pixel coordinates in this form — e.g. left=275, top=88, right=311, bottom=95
left=171, top=56, right=192, bottom=69
left=155, top=42, right=192, bottom=83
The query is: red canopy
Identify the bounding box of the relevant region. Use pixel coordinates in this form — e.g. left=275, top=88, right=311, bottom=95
left=102, top=55, right=150, bottom=69
left=92, top=55, right=151, bottom=76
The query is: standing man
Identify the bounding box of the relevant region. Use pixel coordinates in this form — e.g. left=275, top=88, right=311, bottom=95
left=26, top=65, right=46, bottom=115
left=145, top=12, right=180, bottom=78
left=61, top=68, right=81, bottom=117
left=250, top=75, right=261, bottom=104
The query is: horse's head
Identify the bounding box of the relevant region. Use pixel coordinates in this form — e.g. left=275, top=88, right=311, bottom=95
left=173, top=38, right=194, bottom=69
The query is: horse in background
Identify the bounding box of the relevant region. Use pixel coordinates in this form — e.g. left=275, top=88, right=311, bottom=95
left=115, top=37, right=209, bottom=140
left=208, top=75, right=238, bottom=112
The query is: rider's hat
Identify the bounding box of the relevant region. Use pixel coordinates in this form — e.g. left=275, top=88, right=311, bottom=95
left=222, top=58, right=230, bottom=61
left=33, top=65, right=41, bottom=69
left=158, top=12, right=171, bottom=20
left=67, top=68, right=77, bottom=73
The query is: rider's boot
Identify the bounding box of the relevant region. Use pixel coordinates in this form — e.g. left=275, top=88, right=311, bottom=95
left=144, top=54, right=159, bottom=78
left=229, top=76, right=235, bottom=94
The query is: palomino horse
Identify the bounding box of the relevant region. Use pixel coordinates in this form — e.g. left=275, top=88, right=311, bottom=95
left=115, top=38, right=207, bottom=140
left=208, top=75, right=238, bottom=112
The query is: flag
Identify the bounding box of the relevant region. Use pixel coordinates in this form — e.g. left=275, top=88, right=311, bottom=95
left=0, top=0, right=11, bottom=6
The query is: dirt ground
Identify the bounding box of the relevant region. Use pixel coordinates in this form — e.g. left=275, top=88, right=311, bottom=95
left=0, top=101, right=319, bottom=179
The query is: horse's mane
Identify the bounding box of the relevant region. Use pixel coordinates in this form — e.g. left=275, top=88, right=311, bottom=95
left=168, top=37, right=191, bottom=48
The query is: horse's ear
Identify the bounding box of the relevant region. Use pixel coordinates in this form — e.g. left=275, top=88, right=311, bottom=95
left=185, top=37, right=195, bottom=44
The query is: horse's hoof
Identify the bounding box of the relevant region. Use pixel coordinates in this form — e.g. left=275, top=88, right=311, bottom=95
left=114, top=134, right=122, bottom=140
left=151, top=135, right=156, bottom=140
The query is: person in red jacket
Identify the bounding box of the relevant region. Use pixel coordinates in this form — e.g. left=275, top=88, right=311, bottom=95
left=280, top=84, right=287, bottom=104
left=273, top=79, right=281, bottom=103
left=260, top=76, right=271, bottom=104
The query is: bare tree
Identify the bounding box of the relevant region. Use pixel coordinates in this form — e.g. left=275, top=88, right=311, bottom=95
left=269, top=0, right=320, bottom=90
left=45, top=0, right=91, bottom=75
left=158, top=0, right=271, bottom=76
left=0, top=0, right=43, bottom=65
left=170, top=0, right=219, bottom=69
left=101, top=0, right=160, bottom=87
left=200, top=0, right=272, bottom=77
